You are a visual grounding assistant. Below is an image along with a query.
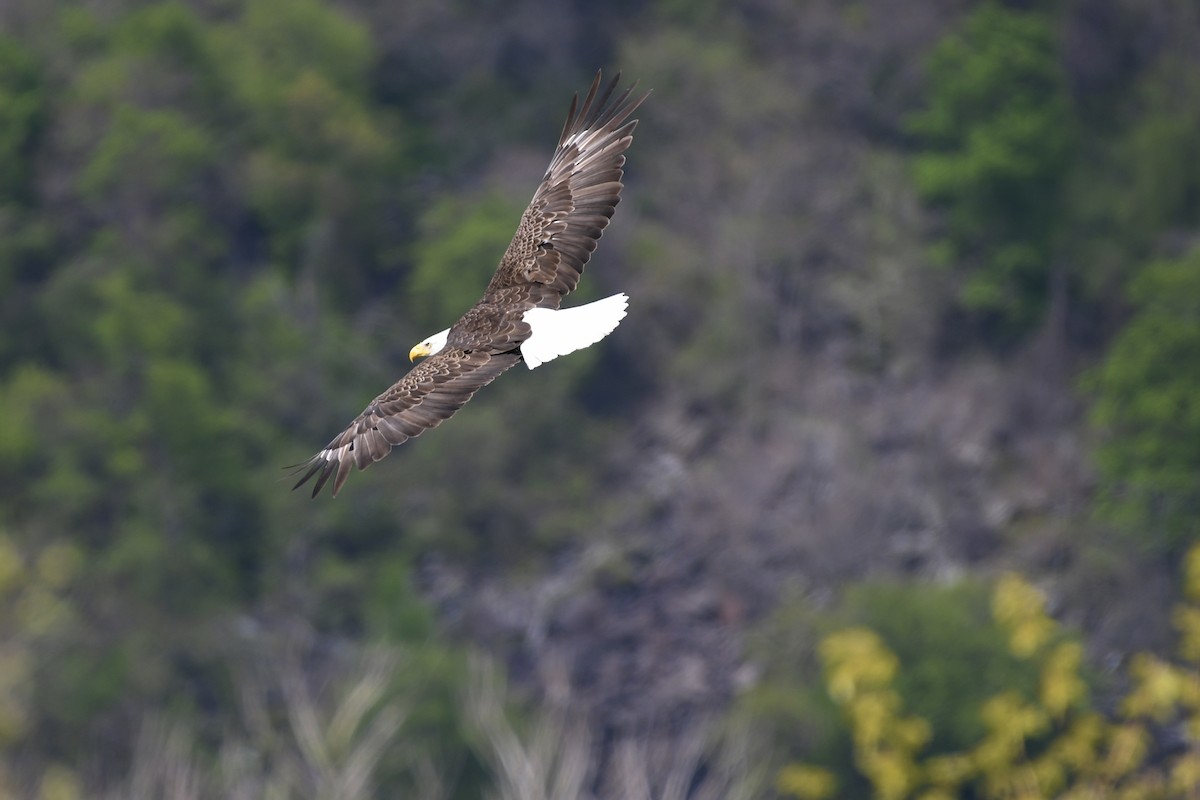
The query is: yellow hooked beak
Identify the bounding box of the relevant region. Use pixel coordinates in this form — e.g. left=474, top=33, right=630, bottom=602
left=409, top=342, right=433, bottom=362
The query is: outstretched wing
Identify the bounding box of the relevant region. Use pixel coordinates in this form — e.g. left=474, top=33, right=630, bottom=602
left=485, top=71, right=649, bottom=308
left=291, top=349, right=521, bottom=497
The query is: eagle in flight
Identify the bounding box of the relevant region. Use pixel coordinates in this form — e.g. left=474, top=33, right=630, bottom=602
left=293, top=72, right=648, bottom=497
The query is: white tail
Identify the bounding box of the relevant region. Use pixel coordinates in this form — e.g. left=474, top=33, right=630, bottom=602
left=520, top=293, right=629, bottom=369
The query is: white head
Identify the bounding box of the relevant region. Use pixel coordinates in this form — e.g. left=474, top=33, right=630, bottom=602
left=409, top=328, right=451, bottom=362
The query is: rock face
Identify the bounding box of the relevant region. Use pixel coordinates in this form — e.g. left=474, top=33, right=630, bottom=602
left=419, top=341, right=1118, bottom=793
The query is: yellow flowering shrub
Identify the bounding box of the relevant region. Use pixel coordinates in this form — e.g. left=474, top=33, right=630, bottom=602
left=0, top=533, right=84, bottom=797
left=779, top=547, right=1200, bottom=800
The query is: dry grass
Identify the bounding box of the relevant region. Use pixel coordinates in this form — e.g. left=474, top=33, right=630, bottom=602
left=102, top=645, right=422, bottom=800
left=465, top=656, right=768, bottom=800
left=96, top=647, right=766, bottom=800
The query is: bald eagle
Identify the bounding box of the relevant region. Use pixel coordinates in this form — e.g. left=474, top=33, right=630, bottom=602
left=293, top=73, right=648, bottom=497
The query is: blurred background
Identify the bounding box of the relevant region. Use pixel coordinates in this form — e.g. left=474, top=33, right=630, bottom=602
left=1, top=0, right=1199, bottom=797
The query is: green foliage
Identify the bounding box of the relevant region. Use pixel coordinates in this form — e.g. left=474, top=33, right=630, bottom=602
left=409, top=192, right=527, bottom=332
left=218, top=0, right=376, bottom=105
left=214, top=0, right=397, bottom=291
left=0, top=0, right=426, bottom=780
left=1115, top=68, right=1200, bottom=248
left=1066, top=59, right=1200, bottom=302
left=1088, top=249, right=1200, bottom=551
left=0, top=367, right=64, bottom=474
left=79, top=106, right=216, bottom=207
left=0, top=36, right=43, bottom=200
left=909, top=2, right=1073, bottom=336
left=0, top=34, right=51, bottom=365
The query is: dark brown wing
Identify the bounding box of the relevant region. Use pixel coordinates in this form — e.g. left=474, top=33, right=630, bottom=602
left=485, top=71, right=649, bottom=309
left=291, top=349, right=521, bottom=497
